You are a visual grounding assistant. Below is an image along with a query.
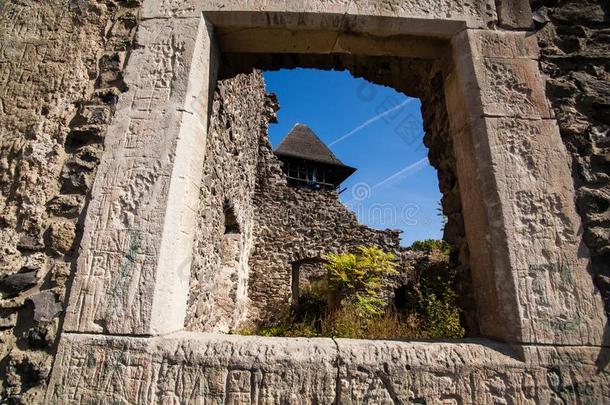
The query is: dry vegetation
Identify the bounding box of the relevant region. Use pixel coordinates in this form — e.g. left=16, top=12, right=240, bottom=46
left=240, top=243, right=464, bottom=340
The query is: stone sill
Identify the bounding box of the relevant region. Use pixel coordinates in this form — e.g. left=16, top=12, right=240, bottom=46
left=56, top=331, right=525, bottom=368
left=46, top=331, right=610, bottom=402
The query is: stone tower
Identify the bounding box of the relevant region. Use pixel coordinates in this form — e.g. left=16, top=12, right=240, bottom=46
left=274, top=124, right=356, bottom=190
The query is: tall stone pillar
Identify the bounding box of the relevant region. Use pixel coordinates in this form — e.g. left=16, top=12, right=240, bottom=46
left=446, top=29, right=607, bottom=345
left=63, top=16, right=218, bottom=335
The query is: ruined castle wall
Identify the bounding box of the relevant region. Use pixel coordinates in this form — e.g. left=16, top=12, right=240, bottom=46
left=218, top=52, right=479, bottom=330
left=185, top=66, right=409, bottom=329
left=1, top=0, right=609, bottom=402
left=420, top=66, right=478, bottom=335
left=247, top=142, right=404, bottom=325
left=531, top=0, right=610, bottom=317
left=0, top=1, right=137, bottom=401
left=185, top=71, right=277, bottom=332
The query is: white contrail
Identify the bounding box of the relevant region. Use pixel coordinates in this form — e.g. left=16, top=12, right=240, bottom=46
left=344, top=157, right=429, bottom=204
left=328, top=98, right=414, bottom=147
left=372, top=157, right=429, bottom=190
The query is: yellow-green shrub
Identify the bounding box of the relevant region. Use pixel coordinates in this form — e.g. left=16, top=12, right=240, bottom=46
left=324, top=246, right=397, bottom=317
left=241, top=244, right=465, bottom=340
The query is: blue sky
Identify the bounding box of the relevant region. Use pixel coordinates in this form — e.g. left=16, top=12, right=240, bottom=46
left=263, top=68, right=443, bottom=246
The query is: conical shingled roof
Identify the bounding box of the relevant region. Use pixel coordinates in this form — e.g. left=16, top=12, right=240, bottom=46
left=274, top=124, right=353, bottom=169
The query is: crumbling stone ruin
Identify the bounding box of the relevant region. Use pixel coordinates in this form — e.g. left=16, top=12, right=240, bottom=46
left=248, top=123, right=407, bottom=327
left=1, top=0, right=609, bottom=403
left=185, top=77, right=416, bottom=332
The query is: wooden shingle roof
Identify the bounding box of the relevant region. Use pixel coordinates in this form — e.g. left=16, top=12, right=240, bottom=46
left=274, top=124, right=354, bottom=169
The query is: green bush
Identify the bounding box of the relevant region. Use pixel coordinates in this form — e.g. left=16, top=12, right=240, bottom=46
left=241, top=244, right=465, bottom=340
left=424, top=293, right=464, bottom=338
left=291, top=289, right=327, bottom=323
left=397, top=247, right=465, bottom=339
left=410, top=239, right=451, bottom=256
left=324, top=246, right=397, bottom=317
left=321, top=304, right=430, bottom=340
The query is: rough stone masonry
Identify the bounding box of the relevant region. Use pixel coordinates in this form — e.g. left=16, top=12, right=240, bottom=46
left=0, top=0, right=609, bottom=403
left=185, top=71, right=409, bottom=332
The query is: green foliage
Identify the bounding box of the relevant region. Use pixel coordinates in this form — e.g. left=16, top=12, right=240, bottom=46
left=239, top=318, right=320, bottom=338
left=324, top=246, right=397, bottom=317
left=424, top=293, right=464, bottom=338
left=320, top=303, right=429, bottom=340
left=255, top=322, right=319, bottom=338
left=353, top=293, right=386, bottom=318
left=437, top=201, right=448, bottom=231
left=241, top=245, right=465, bottom=340
left=320, top=304, right=362, bottom=339
left=410, top=239, right=451, bottom=256
left=396, top=258, right=465, bottom=339
left=291, top=289, right=327, bottom=323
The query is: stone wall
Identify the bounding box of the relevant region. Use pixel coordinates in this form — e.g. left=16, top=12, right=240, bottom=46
left=185, top=67, right=415, bottom=330
left=1, top=0, right=609, bottom=402
left=45, top=332, right=610, bottom=404
left=421, top=70, right=478, bottom=335
left=0, top=1, right=138, bottom=401
left=247, top=143, right=404, bottom=325
left=185, top=71, right=277, bottom=332
left=220, top=53, right=473, bottom=329
left=531, top=0, right=610, bottom=317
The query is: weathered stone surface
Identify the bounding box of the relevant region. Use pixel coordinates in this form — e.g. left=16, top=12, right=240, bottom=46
left=551, top=2, right=606, bottom=25
left=495, top=0, right=533, bottom=29
left=47, top=332, right=339, bottom=404
left=46, top=332, right=610, bottom=404
left=0, top=0, right=608, bottom=401
left=16, top=235, right=44, bottom=252
left=0, top=0, right=138, bottom=399
left=29, top=291, right=62, bottom=323
left=454, top=30, right=552, bottom=120
left=0, top=270, right=38, bottom=296
left=186, top=71, right=274, bottom=332
left=63, top=16, right=217, bottom=336
left=144, top=0, right=497, bottom=31
left=531, top=0, right=610, bottom=321
left=449, top=28, right=607, bottom=345
left=46, top=220, right=76, bottom=256
left=0, top=312, right=17, bottom=329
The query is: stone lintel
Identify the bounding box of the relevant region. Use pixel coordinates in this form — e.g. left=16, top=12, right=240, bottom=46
left=143, top=0, right=495, bottom=34
left=214, top=27, right=450, bottom=59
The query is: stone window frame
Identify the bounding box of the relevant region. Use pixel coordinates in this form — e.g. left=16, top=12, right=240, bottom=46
left=58, top=3, right=607, bottom=354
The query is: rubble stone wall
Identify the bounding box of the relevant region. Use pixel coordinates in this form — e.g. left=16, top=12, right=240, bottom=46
left=184, top=67, right=411, bottom=330
left=531, top=0, right=610, bottom=317
left=0, top=0, right=138, bottom=401
left=248, top=143, right=403, bottom=325
left=185, top=71, right=277, bottom=332
left=421, top=71, right=478, bottom=335
left=220, top=53, right=473, bottom=328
